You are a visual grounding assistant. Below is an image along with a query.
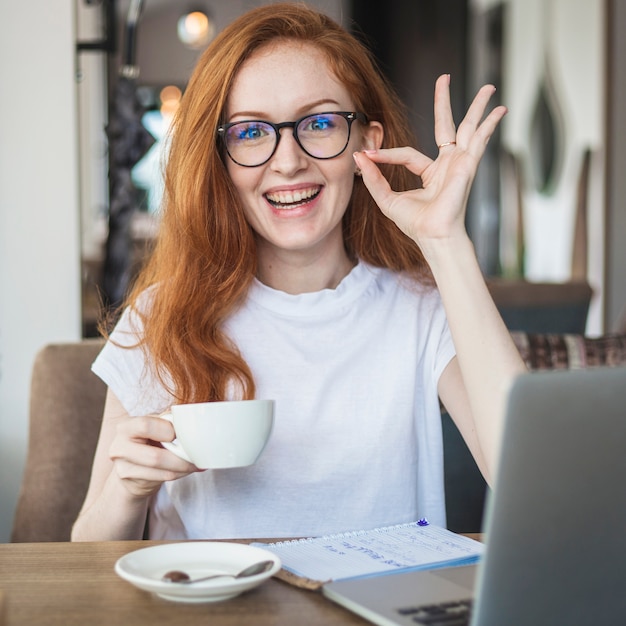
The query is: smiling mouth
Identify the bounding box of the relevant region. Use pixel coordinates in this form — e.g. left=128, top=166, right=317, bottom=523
left=265, top=186, right=321, bottom=210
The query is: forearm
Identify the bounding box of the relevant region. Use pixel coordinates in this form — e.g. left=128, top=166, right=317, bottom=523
left=426, top=234, right=527, bottom=476
left=71, top=472, right=150, bottom=541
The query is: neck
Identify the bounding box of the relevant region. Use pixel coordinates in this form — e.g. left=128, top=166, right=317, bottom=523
left=255, top=245, right=355, bottom=294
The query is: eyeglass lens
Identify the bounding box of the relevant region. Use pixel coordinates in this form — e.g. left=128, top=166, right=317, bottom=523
left=222, top=112, right=354, bottom=167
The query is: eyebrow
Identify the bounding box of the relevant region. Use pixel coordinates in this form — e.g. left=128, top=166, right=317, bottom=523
left=228, top=98, right=344, bottom=121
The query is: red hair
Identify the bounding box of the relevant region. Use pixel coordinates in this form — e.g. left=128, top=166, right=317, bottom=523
left=123, top=3, right=433, bottom=403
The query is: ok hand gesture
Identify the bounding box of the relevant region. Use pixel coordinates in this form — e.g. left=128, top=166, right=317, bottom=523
left=354, top=74, right=506, bottom=260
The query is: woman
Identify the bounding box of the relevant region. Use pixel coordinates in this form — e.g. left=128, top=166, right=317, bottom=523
left=72, top=3, right=525, bottom=541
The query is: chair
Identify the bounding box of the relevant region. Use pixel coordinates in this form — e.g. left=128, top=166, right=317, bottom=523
left=11, top=340, right=106, bottom=542
left=443, top=331, right=626, bottom=533
left=486, top=279, right=593, bottom=334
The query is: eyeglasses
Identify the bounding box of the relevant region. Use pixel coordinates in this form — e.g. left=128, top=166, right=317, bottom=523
left=217, top=111, right=368, bottom=167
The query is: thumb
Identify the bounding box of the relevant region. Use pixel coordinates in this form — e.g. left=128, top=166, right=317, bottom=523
left=353, top=151, right=396, bottom=216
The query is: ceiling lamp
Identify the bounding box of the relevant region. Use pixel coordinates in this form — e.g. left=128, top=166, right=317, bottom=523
left=177, top=10, right=215, bottom=50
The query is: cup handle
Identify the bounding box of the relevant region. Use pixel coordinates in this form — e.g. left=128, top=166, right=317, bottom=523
left=156, top=411, right=193, bottom=464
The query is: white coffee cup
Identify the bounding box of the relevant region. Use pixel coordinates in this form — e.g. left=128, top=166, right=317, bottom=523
left=158, top=399, right=274, bottom=469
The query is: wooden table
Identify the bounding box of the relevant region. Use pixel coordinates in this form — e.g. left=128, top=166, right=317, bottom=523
left=0, top=540, right=369, bottom=625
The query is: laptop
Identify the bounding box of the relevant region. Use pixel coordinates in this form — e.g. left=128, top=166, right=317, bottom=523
left=323, top=367, right=626, bottom=626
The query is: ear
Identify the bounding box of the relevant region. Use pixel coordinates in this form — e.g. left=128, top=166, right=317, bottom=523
left=360, top=120, right=384, bottom=151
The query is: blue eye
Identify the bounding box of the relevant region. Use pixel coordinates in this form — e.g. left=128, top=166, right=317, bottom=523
left=311, top=117, right=331, bottom=130
left=303, top=115, right=337, bottom=133
left=237, top=124, right=266, bottom=140
left=228, top=122, right=272, bottom=143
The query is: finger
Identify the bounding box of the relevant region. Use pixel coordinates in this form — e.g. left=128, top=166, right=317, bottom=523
left=475, top=104, right=507, bottom=147
left=462, top=104, right=507, bottom=159
left=353, top=151, right=397, bottom=213
left=113, top=457, right=194, bottom=491
left=112, top=438, right=199, bottom=475
left=433, top=74, right=457, bottom=148
left=458, top=84, right=497, bottom=132
left=358, top=147, right=432, bottom=175
left=457, top=85, right=507, bottom=149
left=113, top=416, right=199, bottom=472
left=120, top=414, right=176, bottom=444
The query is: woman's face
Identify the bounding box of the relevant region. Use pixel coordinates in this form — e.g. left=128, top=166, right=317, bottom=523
left=224, top=41, right=382, bottom=264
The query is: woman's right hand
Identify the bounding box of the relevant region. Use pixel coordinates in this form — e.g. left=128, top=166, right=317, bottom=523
left=72, top=390, right=200, bottom=541
left=108, top=413, right=201, bottom=498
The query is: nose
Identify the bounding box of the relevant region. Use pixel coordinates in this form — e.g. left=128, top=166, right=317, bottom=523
left=269, top=127, right=308, bottom=175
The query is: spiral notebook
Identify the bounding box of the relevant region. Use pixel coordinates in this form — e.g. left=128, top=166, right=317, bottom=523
left=252, top=521, right=483, bottom=590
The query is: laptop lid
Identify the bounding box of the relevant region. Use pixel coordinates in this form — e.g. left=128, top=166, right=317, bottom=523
left=473, top=366, right=626, bottom=625
left=324, top=367, right=626, bottom=626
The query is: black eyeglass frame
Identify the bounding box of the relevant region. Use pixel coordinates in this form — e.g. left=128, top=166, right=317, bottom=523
left=217, top=111, right=368, bottom=167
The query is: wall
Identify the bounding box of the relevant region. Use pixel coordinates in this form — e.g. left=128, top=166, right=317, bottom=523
left=119, top=0, right=349, bottom=89
left=0, top=0, right=81, bottom=541
left=500, top=0, right=605, bottom=335
left=606, top=0, right=626, bottom=331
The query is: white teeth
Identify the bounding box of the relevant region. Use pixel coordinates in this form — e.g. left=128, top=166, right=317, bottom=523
left=266, top=187, right=320, bottom=207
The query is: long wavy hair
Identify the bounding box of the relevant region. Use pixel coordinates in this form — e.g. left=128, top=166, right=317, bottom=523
left=122, top=2, right=434, bottom=404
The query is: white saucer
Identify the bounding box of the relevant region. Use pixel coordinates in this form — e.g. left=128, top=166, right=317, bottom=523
left=115, top=542, right=281, bottom=603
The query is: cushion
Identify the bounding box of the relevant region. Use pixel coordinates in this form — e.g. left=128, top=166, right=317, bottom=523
left=510, top=332, right=626, bottom=370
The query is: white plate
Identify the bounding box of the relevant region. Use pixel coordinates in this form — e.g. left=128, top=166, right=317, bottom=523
left=115, top=542, right=281, bottom=603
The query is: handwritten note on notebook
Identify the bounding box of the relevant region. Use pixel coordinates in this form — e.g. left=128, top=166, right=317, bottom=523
left=253, top=521, right=483, bottom=587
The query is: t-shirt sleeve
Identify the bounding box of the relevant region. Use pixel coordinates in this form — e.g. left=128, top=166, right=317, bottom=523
left=91, top=304, right=174, bottom=416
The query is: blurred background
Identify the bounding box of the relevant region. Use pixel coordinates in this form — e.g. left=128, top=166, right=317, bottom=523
left=0, top=0, right=623, bottom=540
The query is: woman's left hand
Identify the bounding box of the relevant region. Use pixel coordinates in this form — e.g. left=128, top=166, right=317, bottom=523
left=354, top=74, right=506, bottom=258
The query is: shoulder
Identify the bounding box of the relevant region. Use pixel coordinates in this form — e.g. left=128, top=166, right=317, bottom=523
left=109, top=285, right=158, bottom=341
left=363, top=262, right=442, bottom=305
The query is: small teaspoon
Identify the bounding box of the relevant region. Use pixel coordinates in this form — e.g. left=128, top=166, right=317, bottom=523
left=162, top=559, right=275, bottom=584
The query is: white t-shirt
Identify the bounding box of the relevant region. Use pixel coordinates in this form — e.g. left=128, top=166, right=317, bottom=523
left=92, top=261, right=456, bottom=539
